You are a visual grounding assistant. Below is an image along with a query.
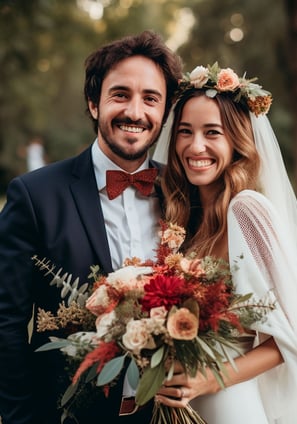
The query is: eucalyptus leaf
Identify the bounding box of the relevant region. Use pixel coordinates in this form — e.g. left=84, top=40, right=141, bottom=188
left=97, top=355, right=125, bottom=386
left=135, top=363, right=166, bottom=406
left=35, top=339, right=70, bottom=352
left=127, top=357, right=139, bottom=390
left=86, top=362, right=99, bottom=383
left=151, top=345, right=164, bottom=368
left=61, top=381, right=79, bottom=406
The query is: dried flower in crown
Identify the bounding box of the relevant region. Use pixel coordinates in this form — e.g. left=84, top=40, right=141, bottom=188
left=178, top=62, right=272, bottom=116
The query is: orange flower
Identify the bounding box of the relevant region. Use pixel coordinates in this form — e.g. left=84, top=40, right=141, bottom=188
left=167, top=307, right=198, bottom=340
left=216, top=68, right=240, bottom=91
left=247, top=95, right=272, bottom=117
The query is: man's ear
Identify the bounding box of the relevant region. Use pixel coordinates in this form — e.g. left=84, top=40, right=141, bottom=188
left=88, top=100, right=98, bottom=119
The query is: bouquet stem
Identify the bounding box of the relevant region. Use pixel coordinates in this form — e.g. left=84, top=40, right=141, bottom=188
left=150, top=401, right=208, bottom=424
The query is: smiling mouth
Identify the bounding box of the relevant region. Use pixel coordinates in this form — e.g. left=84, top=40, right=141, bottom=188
left=189, top=158, right=214, bottom=168
left=119, top=125, right=145, bottom=133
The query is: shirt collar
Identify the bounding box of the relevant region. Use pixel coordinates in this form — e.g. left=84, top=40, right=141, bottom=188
left=91, top=139, right=150, bottom=191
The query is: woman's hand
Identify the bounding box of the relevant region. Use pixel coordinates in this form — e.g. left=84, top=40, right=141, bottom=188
left=155, top=362, right=220, bottom=408
left=155, top=337, right=283, bottom=408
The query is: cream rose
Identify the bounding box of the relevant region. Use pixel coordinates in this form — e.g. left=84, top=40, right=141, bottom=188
left=106, top=265, right=153, bottom=285
left=122, top=319, right=156, bottom=354
left=189, top=66, right=209, bottom=88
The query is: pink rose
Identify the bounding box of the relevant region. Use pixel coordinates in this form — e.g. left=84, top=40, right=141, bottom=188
left=86, top=284, right=118, bottom=316
left=216, top=68, right=240, bottom=91
left=167, top=307, right=198, bottom=340
left=179, top=258, right=204, bottom=278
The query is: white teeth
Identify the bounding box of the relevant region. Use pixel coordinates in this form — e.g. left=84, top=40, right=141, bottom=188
left=119, top=125, right=144, bottom=133
left=189, top=159, right=212, bottom=168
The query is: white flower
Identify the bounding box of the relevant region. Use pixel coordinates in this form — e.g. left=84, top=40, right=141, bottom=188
left=60, top=331, right=98, bottom=357
left=190, top=66, right=209, bottom=88
left=106, top=265, right=153, bottom=285
left=95, top=310, right=116, bottom=338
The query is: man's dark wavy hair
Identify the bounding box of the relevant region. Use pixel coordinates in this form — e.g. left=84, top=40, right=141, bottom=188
left=84, top=30, right=183, bottom=133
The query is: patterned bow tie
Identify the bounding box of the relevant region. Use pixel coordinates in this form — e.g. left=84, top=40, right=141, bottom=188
left=106, top=168, right=158, bottom=200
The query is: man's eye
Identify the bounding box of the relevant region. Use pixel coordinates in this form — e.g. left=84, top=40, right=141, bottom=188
left=114, top=93, right=127, bottom=98
left=145, top=96, right=158, bottom=104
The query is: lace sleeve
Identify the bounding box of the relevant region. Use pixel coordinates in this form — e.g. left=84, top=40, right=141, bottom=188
left=228, top=190, right=297, bottom=333
left=230, top=192, right=278, bottom=286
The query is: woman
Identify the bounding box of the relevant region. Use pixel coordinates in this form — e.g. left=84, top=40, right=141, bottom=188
left=153, top=64, right=297, bottom=423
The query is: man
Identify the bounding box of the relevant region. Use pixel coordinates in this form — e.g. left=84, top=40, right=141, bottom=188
left=0, top=30, right=183, bottom=424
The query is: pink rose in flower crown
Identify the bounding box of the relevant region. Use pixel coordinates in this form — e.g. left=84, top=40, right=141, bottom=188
left=167, top=307, right=199, bottom=340
left=216, top=68, right=240, bottom=91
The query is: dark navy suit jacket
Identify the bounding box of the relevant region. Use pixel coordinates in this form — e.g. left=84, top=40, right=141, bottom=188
left=0, top=146, right=161, bottom=424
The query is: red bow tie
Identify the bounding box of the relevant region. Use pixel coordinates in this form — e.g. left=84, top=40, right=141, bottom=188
left=106, top=168, right=158, bottom=200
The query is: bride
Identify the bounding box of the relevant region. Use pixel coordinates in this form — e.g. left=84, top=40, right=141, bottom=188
left=153, top=64, right=297, bottom=423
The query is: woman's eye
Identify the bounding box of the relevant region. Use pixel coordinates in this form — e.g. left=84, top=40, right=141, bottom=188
left=207, top=129, right=221, bottom=136
left=177, top=128, right=191, bottom=135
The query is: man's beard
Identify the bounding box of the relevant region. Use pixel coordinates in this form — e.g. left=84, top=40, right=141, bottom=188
left=98, top=119, right=162, bottom=161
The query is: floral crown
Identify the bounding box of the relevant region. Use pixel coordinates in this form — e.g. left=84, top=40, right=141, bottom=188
left=178, top=62, right=272, bottom=117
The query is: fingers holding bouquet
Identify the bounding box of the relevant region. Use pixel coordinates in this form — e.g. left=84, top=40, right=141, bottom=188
left=155, top=362, right=220, bottom=407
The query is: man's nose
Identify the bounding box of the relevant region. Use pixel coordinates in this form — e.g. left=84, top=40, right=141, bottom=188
left=124, top=97, right=144, bottom=121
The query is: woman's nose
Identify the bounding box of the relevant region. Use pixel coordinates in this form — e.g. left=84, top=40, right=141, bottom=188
left=191, top=133, right=207, bottom=153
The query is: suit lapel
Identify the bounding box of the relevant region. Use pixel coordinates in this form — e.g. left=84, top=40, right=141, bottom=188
left=69, top=147, right=113, bottom=274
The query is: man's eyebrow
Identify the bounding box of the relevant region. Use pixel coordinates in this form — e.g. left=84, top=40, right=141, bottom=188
left=109, top=85, right=163, bottom=98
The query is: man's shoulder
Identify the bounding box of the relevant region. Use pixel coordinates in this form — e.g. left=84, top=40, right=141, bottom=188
left=19, top=146, right=92, bottom=184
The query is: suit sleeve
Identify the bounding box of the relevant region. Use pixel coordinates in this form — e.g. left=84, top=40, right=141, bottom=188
left=0, top=177, right=40, bottom=424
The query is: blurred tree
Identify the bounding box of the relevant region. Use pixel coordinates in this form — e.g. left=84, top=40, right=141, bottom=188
left=285, top=0, right=297, bottom=189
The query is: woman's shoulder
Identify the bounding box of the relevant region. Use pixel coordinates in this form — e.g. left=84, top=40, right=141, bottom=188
left=229, top=189, right=273, bottom=211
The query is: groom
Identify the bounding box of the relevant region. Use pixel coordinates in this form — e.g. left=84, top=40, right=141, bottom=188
left=0, top=30, right=183, bottom=424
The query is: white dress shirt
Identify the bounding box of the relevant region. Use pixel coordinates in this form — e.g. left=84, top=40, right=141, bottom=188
left=92, top=140, right=162, bottom=397
left=91, top=140, right=161, bottom=271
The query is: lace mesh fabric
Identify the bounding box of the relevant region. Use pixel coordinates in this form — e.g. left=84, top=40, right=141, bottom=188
left=230, top=194, right=276, bottom=286
left=229, top=190, right=297, bottom=334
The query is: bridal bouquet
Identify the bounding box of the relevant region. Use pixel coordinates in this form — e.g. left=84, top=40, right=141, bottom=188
left=34, top=221, right=275, bottom=424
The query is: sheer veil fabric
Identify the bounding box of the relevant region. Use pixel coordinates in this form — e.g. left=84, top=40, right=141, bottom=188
left=153, top=111, right=297, bottom=423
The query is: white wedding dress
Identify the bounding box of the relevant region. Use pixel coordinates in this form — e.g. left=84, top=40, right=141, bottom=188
left=190, top=190, right=297, bottom=424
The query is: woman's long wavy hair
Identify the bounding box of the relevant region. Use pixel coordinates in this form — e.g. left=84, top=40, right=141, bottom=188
left=162, top=88, right=261, bottom=256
